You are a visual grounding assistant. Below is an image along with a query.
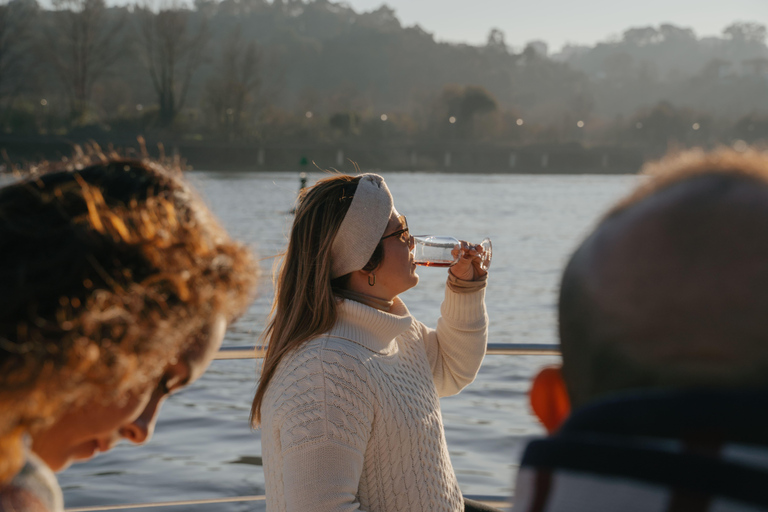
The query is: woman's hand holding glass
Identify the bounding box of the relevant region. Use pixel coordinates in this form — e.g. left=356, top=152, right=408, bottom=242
left=448, top=241, right=489, bottom=281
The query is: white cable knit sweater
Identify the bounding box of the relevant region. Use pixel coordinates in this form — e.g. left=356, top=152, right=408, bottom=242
left=260, top=284, right=488, bottom=512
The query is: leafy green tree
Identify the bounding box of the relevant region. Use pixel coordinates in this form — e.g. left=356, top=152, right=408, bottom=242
left=329, top=111, right=358, bottom=137
left=629, top=101, right=707, bottom=150
left=622, top=26, right=659, bottom=46
left=732, top=113, right=768, bottom=143
left=724, top=22, right=767, bottom=44
left=659, top=24, right=696, bottom=43
left=433, top=84, right=497, bottom=139
left=486, top=28, right=507, bottom=53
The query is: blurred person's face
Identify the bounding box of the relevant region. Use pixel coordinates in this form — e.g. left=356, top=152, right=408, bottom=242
left=31, top=315, right=227, bottom=471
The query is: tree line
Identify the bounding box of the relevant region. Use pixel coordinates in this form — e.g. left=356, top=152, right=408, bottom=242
left=1, top=0, right=767, bottom=157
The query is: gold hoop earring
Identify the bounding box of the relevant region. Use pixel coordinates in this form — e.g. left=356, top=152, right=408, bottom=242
left=368, top=274, right=376, bottom=286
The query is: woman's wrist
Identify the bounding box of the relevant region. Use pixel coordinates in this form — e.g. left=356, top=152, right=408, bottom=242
left=447, top=273, right=487, bottom=294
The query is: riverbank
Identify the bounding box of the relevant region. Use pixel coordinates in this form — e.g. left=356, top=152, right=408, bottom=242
left=0, top=135, right=646, bottom=174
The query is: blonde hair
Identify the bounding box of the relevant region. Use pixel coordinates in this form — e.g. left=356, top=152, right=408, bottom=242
left=0, top=154, right=257, bottom=482
left=610, top=146, right=768, bottom=215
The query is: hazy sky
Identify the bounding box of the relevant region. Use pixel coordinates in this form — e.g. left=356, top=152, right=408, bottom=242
left=343, top=0, right=766, bottom=52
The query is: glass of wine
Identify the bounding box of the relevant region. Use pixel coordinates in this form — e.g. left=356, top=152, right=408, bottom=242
left=411, top=235, right=492, bottom=271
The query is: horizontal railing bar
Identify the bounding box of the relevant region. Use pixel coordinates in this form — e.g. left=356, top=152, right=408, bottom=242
left=465, top=494, right=514, bottom=508
left=215, top=343, right=560, bottom=360
left=65, top=495, right=266, bottom=512
left=486, top=342, right=560, bottom=355
left=65, top=494, right=511, bottom=512
left=216, top=345, right=268, bottom=359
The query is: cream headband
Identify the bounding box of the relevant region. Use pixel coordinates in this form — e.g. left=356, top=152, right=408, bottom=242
left=331, top=173, right=394, bottom=278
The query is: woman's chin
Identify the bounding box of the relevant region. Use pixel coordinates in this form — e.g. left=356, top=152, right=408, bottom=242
left=67, top=440, right=100, bottom=467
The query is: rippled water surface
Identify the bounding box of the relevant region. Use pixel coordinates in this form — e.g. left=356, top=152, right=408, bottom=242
left=57, top=171, right=639, bottom=510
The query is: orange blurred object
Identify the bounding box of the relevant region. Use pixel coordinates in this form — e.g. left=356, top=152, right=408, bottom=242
left=530, top=367, right=571, bottom=434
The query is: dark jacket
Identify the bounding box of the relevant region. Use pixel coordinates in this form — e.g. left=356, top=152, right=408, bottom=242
left=513, top=388, right=768, bottom=512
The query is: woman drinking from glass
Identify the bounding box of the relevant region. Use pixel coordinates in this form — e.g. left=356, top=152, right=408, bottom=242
left=252, top=173, right=495, bottom=512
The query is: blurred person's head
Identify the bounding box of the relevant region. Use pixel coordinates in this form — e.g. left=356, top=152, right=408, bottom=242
left=0, top=156, right=257, bottom=479
left=530, top=147, right=768, bottom=432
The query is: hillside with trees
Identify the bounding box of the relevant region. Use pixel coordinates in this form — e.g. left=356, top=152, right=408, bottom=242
left=1, top=0, right=767, bottom=170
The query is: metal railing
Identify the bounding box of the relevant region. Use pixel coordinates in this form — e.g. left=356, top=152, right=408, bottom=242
left=64, top=343, right=560, bottom=511
left=215, top=342, right=561, bottom=360
left=65, top=494, right=513, bottom=511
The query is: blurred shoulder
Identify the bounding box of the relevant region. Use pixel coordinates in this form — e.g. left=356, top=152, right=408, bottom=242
left=1, top=452, right=62, bottom=512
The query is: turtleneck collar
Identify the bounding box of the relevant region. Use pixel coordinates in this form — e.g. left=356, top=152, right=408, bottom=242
left=329, top=296, right=413, bottom=354
left=335, top=289, right=394, bottom=311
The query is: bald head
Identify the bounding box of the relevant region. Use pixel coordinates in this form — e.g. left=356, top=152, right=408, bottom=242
left=560, top=149, right=768, bottom=407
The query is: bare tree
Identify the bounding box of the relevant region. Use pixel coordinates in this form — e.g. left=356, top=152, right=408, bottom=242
left=204, top=25, right=260, bottom=140
left=136, top=1, right=208, bottom=127
left=0, top=0, right=37, bottom=124
left=45, top=0, right=126, bottom=123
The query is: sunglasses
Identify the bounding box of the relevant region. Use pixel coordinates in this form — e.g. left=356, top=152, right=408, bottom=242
left=380, top=216, right=411, bottom=244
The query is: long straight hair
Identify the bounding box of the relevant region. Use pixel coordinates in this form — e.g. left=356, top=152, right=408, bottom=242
left=250, top=174, right=361, bottom=425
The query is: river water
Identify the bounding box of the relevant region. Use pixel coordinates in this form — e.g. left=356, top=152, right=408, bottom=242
left=56, top=171, right=639, bottom=510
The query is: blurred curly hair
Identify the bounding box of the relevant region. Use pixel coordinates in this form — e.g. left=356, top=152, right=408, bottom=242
left=608, top=146, right=768, bottom=215
left=0, top=148, right=258, bottom=482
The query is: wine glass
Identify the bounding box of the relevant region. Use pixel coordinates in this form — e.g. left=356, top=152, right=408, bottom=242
left=412, top=235, right=492, bottom=271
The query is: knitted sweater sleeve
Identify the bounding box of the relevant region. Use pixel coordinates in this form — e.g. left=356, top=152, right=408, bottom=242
left=419, top=283, right=488, bottom=397
left=275, top=343, right=374, bottom=511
